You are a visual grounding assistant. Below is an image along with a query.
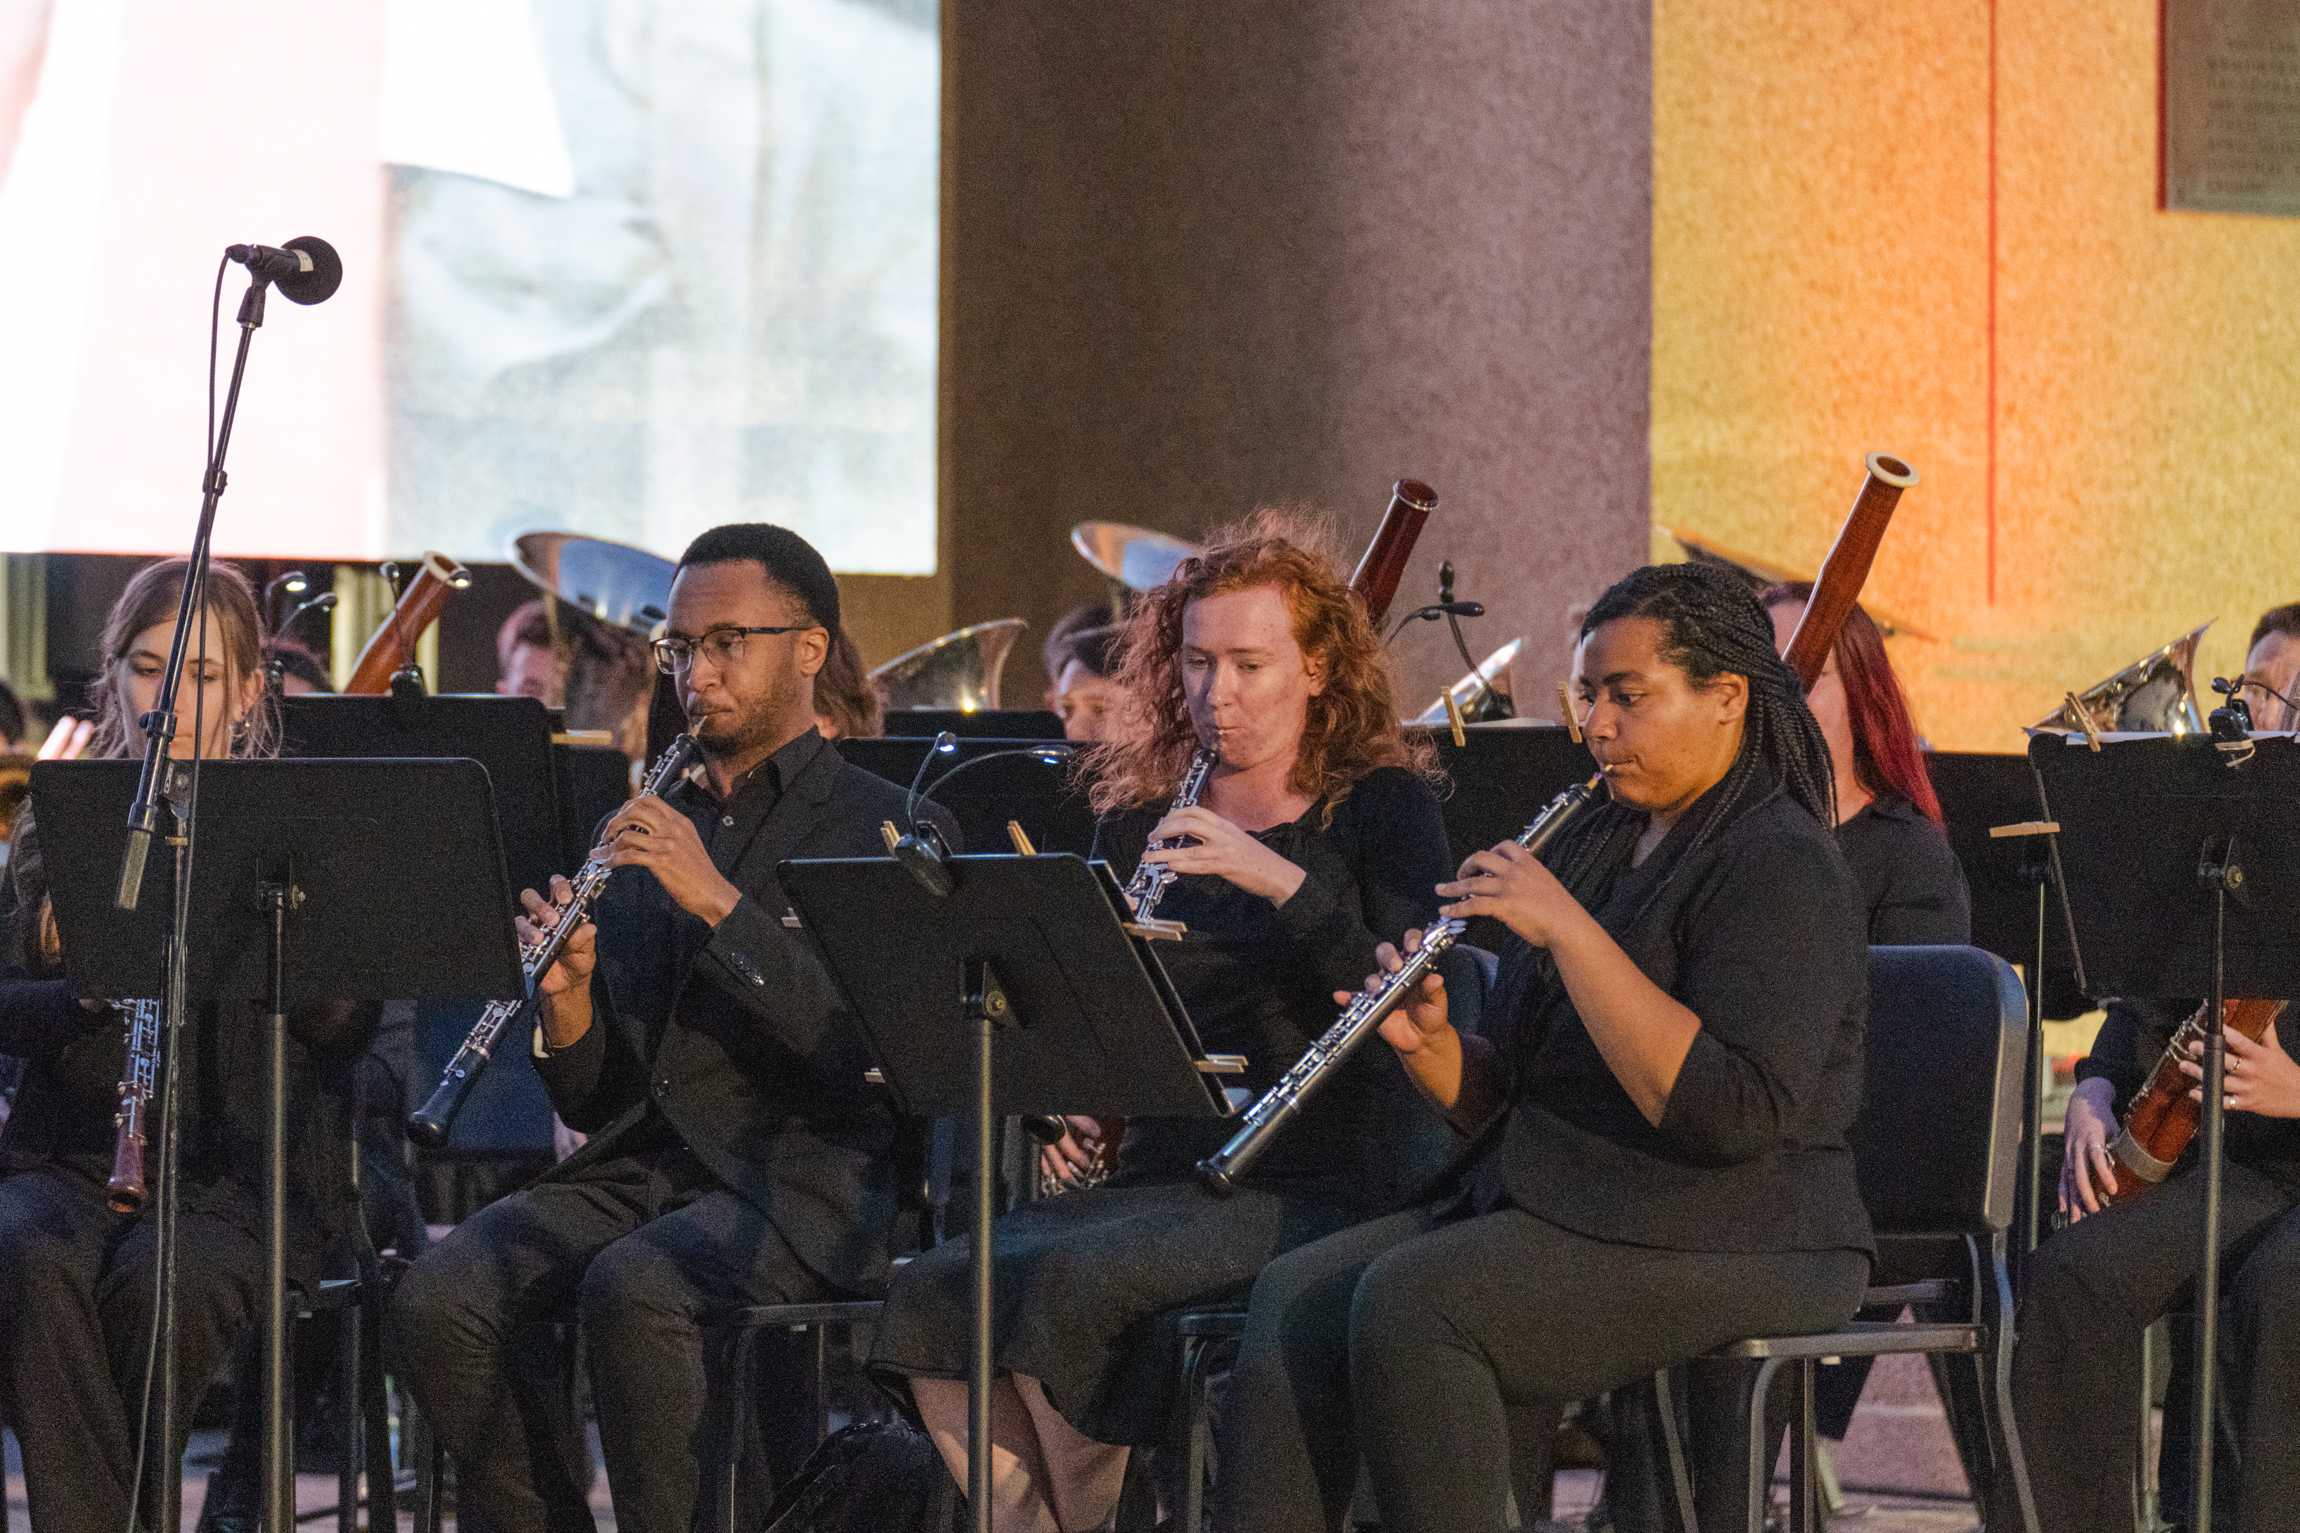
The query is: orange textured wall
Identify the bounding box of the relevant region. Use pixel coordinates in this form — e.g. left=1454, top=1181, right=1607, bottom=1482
left=1654, top=0, right=2300, bottom=750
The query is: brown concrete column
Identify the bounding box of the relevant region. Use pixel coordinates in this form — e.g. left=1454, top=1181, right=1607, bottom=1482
left=941, top=1, right=1654, bottom=707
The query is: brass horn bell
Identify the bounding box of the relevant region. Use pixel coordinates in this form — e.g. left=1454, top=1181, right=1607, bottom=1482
left=1412, top=638, right=1524, bottom=727
left=870, top=618, right=1028, bottom=713
left=2032, top=623, right=2211, bottom=738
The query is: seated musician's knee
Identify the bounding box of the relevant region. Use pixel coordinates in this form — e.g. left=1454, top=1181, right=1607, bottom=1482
left=385, top=1241, right=491, bottom=1377
left=577, top=1231, right=684, bottom=1333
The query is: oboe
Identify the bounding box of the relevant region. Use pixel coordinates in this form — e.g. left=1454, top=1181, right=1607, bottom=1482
left=408, top=733, right=699, bottom=1146
left=1035, top=746, right=1217, bottom=1193
left=1197, top=771, right=1603, bottom=1193
left=1119, top=746, right=1216, bottom=926
left=106, top=998, right=163, bottom=1214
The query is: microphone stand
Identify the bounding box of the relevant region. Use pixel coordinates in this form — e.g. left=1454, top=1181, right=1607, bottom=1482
left=114, top=268, right=278, bottom=1533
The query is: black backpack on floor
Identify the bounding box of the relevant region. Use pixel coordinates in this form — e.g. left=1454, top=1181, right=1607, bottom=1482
left=760, top=1419, right=966, bottom=1533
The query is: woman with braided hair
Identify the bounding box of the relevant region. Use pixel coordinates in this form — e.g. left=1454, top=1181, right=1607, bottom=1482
left=1216, top=561, right=1875, bottom=1533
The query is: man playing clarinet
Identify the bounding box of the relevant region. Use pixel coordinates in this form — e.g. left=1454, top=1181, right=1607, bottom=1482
left=387, top=524, right=950, bottom=1533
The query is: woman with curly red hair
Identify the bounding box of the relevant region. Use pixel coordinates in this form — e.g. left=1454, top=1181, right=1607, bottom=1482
left=871, top=511, right=1453, bottom=1532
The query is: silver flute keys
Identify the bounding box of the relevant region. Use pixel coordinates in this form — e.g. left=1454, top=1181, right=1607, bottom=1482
left=1196, top=771, right=1604, bottom=1194
left=407, top=733, right=700, bottom=1146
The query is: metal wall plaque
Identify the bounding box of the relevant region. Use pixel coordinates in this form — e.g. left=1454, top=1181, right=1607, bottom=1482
left=2165, top=0, right=2300, bottom=217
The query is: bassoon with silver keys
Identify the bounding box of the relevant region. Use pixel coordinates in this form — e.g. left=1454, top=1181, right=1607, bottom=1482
left=408, top=733, right=698, bottom=1146
left=106, top=998, right=163, bottom=1213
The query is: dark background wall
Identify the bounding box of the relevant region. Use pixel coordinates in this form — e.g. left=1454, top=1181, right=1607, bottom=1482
left=938, top=0, right=1655, bottom=712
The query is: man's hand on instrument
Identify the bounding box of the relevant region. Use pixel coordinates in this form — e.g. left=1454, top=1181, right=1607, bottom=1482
left=2059, top=1076, right=2119, bottom=1220
left=518, top=876, right=595, bottom=999
left=1039, top=1114, right=1114, bottom=1190
left=1139, top=805, right=1308, bottom=905
left=1351, top=930, right=1451, bottom=1056
left=2180, top=1025, right=2300, bottom=1119
left=1436, top=840, right=1578, bottom=948
left=598, top=797, right=742, bottom=926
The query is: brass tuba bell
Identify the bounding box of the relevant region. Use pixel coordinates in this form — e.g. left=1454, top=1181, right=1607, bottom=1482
left=2032, top=623, right=2211, bottom=738
left=1411, top=638, right=1523, bottom=727
left=870, top=618, right=1028, bottom=713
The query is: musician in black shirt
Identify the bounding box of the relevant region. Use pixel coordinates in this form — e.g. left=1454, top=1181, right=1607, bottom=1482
left=2013, top=605, right=2300, bottom=1533
left=0, top=559, right=372, bottom=1533
left=1218, top=562, right=1873, bottom=1533
left=871, top=516, right=1452, bottom=1533
left=386, top=525, right=945, bottom=1533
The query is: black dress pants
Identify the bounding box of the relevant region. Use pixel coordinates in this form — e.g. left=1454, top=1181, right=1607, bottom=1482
left=2013, top=1159, right=2300, bottom=1533
left=384, top=1143, right=835, bottom=1533
left=0, top=1160, right=263, bottom=1533
left=1216, top=1201, right=1868, bottom=1533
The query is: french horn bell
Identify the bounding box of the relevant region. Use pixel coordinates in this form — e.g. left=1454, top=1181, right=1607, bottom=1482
left=2031, top=623, right=2211, bottom=738
left=870, top=618, right=1028, bottom=713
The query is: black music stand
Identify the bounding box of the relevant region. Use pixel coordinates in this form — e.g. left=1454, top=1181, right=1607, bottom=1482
left=2029, top=730, right=2300, bottom=1533
left=841, top=736, right=1098, bottom=858
left=283, top=693, right=561, bottom=894
left=34, top=758, right=520, bottom=1533
left=780, top=851, right=1230, bottom=1533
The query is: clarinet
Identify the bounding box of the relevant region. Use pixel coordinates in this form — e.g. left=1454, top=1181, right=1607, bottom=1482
left=408, top=733, right=699, bottom=1147
left=106, top=998, right=163, bottom=1214
left=1035, top=746, right=1218, bottom=1193
left=1197, top=770, right=1605, bottom=1194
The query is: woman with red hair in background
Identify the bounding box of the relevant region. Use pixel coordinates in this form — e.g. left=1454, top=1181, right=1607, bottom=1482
left=1760, top=581, right=1967, bottom=945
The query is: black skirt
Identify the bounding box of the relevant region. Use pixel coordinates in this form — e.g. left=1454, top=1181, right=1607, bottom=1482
left=870, top=1174, right=1368, bottom=1445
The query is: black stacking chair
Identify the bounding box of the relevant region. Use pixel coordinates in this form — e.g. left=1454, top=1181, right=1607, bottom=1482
left=1646, top=944, right=2042, bottom=1533
left=694, top=1118, right=950, bottom=1533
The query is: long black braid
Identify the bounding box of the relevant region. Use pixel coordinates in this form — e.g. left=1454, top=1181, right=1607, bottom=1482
left=1540, top=561, right=1837, bottom=914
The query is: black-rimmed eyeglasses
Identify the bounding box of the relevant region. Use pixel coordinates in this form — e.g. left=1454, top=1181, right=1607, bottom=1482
left=651, top=625, right=816, bottom=675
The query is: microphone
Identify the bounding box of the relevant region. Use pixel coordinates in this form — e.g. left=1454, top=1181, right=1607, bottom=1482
left=895, top=733, right=1078, bottom=896
left=226, top=236, right=343, bottom=306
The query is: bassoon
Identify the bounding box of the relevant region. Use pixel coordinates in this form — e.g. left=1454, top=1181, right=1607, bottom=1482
left=1351, top=479, right=1438, bottom=629
left=1198, top=452, right=1918, bottom=1193
left=2103, top=997, right=2288, bottom=1203
left=342, top=550, right=472, bottom=695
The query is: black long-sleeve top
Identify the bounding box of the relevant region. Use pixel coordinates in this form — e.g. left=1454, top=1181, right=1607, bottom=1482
left=1837, top=793, right=1970, bottom=945
left=0, top=802, right=372, bottom=1257
left=2076, top=995, right=2300, bottom=1184
left=529, top=728, right=959, bottom=1293
left=1092, top=765, right=1453, bottom=1210
left=1480, top=769, right=1874, bottom=1256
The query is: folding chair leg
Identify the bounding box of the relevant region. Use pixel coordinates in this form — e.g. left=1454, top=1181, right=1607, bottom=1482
left=336, top=1305, right=362, bottom=1533
left=1742, top=1358, right=1786, bottom=1533
left=1982, top=1328, right=2042, bottom=1533
left=1785, top=1361, right=1819, bottom=1533
left=1180, top=1336, right=1216, bottom=1533
left=1647, top=1366, right=1699, bottom=1533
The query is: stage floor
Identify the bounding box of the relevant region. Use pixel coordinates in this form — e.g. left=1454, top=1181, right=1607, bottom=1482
left=5, top=1355, right=2000, bottom=1531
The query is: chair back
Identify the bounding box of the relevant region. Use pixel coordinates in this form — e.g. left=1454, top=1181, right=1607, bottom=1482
left=1850, top=945, right=2028, bottom=1237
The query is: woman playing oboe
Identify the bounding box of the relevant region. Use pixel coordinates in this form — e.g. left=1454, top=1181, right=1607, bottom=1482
left=0, top=560, right=371, bottom=1533
left=871, top=513, right=1452, bottom=1532
left=1218, top=561, right=1875, bottom=1533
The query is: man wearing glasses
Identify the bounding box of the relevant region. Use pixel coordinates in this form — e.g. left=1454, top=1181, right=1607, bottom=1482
left=2015, top=601, right=2300, bottom=1531
left=389, top=524, right=953, bottom=1533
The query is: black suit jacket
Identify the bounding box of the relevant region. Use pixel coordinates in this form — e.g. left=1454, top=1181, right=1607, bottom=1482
left=533, top=735, right=948, bottom=1295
